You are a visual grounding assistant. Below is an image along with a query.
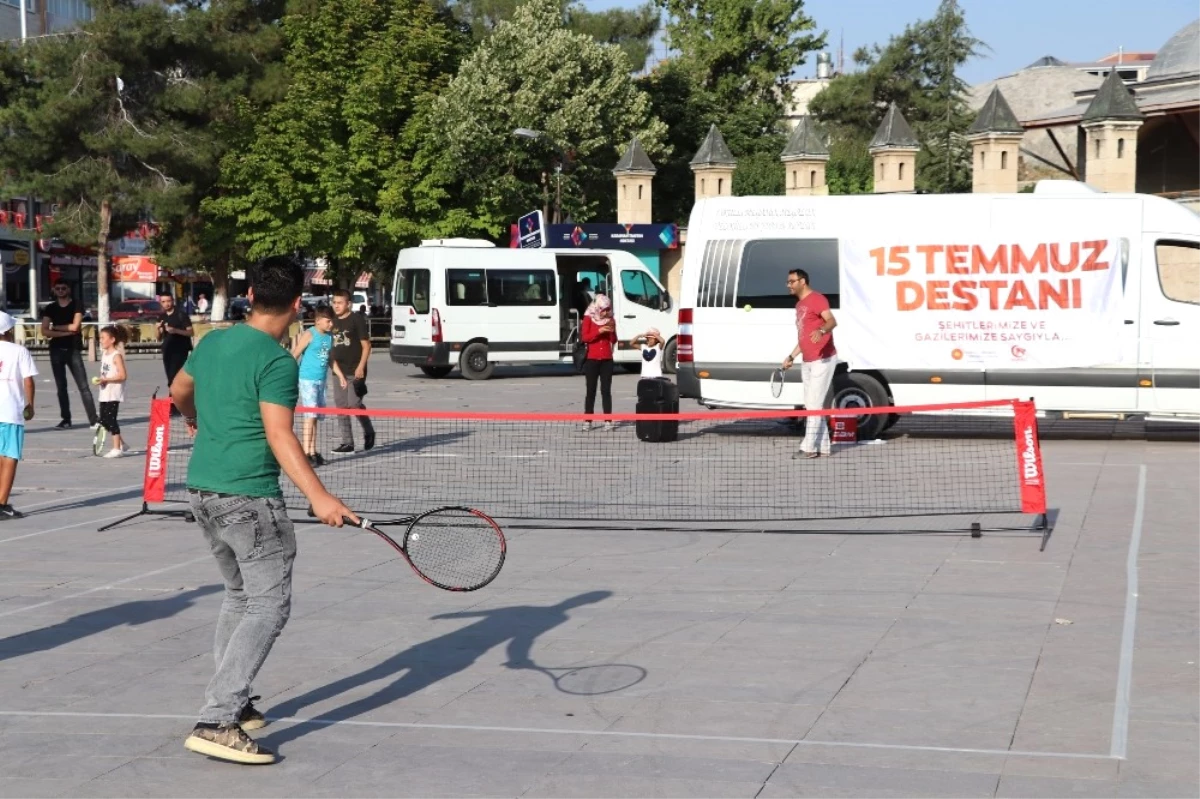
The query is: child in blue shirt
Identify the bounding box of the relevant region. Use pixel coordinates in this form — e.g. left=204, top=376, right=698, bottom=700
left=291, top=306, right=342, bottom=467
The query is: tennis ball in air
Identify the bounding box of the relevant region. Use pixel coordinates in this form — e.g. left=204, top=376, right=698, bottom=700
left=743, top=304, right=752, bottom=312
left=91, top=376, right=101, bottom=385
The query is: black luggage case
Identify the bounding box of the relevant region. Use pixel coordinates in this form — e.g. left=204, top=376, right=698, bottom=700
left=635, top=379, right=679, bottom=443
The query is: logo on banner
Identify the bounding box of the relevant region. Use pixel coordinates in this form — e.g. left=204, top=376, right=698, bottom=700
left=148, top=424, right=166, bottom=478
left=1010, top=345, right=1027, bottom=361
left=1020, top=424, right=1040, bottom=486
left=830, top=416, right=857, bottom=443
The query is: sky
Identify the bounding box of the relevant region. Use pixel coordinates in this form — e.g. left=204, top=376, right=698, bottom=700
left=581, top=0, right=1199, bottom=85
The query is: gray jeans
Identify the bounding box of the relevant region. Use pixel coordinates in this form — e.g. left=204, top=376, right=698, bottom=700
left=330, top=375, right=374, bottom=448
left=189, top=491, right=296, bottom=725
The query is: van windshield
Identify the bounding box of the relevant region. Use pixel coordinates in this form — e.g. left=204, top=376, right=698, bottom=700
left=395, top=268, right=430, bottom=314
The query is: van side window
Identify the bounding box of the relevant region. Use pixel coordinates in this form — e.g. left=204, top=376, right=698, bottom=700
left=447, top=269, right=487, bottom=305
left=1156, top=241, right=1200, bottom=305
left=620, top=269, right=663, bottom=310
left=394, top=268, right=430, bottom=314
left=736, top=239, right=840, bottom=310
left=486, top=269, right=556, bottom=306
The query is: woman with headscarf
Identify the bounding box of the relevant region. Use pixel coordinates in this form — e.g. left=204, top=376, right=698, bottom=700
left=580, top=294, right=617, bottom=431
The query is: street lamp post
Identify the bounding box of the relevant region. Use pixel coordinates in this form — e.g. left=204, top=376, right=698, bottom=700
left=513, top=128, right=570, bottom=225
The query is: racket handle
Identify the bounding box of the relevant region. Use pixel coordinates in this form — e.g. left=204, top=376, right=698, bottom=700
left=343, top=516, right=368, bottom=529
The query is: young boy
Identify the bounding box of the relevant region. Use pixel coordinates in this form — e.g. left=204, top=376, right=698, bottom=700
left=290, top=306, right=342, bottom=467
left=0, top=311, right=38, bottom=519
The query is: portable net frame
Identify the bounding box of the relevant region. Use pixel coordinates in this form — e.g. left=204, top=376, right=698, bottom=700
left=109, top=398, right=1051, bottom=547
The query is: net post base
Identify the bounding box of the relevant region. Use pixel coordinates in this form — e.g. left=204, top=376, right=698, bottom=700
left=1038, top=513, right=1053, bottom=552
left=97, top=502, right=195, bottom=532
left=970, top=522, right=982, bottom=539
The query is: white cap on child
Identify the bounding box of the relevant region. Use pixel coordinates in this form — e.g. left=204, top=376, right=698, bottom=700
left=0, top=312, right=15, bottom=335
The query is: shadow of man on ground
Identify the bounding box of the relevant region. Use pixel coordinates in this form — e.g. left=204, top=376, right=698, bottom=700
left=0, top=585, right=222, bottom=662
left=261, top=590, right=613, bottom=748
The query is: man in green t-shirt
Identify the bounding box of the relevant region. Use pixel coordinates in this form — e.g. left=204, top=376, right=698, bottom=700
left=170, top=255, right=357, bottom=765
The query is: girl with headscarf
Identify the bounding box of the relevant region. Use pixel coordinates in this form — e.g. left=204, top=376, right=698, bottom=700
left=580, top=293, right=617, bottom=431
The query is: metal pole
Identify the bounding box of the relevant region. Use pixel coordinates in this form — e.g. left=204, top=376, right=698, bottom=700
left=19, top=0, right=27, bottom=41
left=554, top=166, right=562, bottom=225
left=27, top=203, right=38, bottom=318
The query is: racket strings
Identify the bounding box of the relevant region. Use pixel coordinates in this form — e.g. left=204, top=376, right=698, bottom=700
left=406, top=509, right=504, bottom=590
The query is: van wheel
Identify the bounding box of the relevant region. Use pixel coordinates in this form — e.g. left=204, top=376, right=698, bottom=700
left=663, top=338, right=677, bottom=375
left=829, top=372, right=889, bottom=440
left=419, top=366, right=453, bottom=379
left=459, top=343, right=494, bottom=380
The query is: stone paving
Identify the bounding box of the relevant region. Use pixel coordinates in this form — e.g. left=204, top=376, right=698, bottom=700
left=0, top=354, right=1196, bottom=798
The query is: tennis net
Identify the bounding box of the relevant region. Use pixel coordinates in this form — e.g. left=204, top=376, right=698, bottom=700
left=137, top=397, right=1048, bottom=532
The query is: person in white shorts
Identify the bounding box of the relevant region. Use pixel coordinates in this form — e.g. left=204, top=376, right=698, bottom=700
left=0, top=311, right=37, bottom=519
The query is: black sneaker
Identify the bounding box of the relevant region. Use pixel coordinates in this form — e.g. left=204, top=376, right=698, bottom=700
left=55, top=420, right=72, bottom=430
left=238, top=695, right=267, bottom=731
left=332, top=444, right=353, bottom=453
left=183, top=722, right=275, bottom=765
left=363, top=432, right=375, bottom=451
left=312, top=453, right=326, bottom=467
left=0, top=504, right=24, bottom=520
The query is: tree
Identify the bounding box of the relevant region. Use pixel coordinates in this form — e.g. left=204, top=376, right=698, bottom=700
left=203, top=0, right=466, bottom=284
left=149, top=0, right=288, bottom=322
left=808, top=0, right=983, bottom=193
left=0, top=0, right=206, bottom=323
left=413, top=0, right=667, bottom=236
left=640, top=0, right=824, bottom=220
left=447, top=0, right=661, bottom=71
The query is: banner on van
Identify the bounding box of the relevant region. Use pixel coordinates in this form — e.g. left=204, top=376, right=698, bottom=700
left=836, top=239, right=1124, bottom=369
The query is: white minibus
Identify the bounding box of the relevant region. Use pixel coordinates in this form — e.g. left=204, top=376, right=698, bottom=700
left=677, top=182, right=1200, bottom=438
left=390, top=240, right=677, bottom=379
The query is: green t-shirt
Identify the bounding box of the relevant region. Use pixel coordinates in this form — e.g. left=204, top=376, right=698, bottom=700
left=183, top=324, right=299, bottom=498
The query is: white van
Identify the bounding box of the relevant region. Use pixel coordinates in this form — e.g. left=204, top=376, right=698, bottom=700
left=390, top=240, right=677, bottom=379
left=677, top=182, right=1200, bottom=437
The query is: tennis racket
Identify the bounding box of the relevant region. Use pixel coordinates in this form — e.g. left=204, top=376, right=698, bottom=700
left=522, top=663, right=647, bottom=696
left=770, top=367, right=786, bottom=398
left=345, top=507, right=506, bottom=592
left=92, top=425, right=107, bottom=456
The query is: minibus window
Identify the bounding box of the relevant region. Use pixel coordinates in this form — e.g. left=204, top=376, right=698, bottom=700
left=395, top=269, right=430, bottom=314
left=736, top=239, right=840, bottom=309
left=1156, top=240, right=1200, bottom=305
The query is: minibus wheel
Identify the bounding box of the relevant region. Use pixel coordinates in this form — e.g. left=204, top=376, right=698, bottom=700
left=459, top=342, right=495, bottom=380
left=829, top=372, right=889, bottom=440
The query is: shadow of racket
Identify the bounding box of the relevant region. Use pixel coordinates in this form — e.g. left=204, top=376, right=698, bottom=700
left=516, top=663, right=648, bottom=696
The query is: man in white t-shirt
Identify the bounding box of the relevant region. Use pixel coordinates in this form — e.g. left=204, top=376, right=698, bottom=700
left=0, top=311, right=38, bottom=520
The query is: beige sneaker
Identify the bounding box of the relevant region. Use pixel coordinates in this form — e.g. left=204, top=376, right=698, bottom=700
left=184, top=723, right=275, bottom=765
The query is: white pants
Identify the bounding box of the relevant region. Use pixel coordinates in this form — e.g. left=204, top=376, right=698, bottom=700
left=800, top=356, right=837, bottom=455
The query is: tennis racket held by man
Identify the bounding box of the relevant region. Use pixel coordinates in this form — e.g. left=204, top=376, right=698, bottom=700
left=344, top=508, right=506, bottom=592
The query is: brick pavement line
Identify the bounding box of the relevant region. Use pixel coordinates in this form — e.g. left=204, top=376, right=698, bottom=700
left=0, top=554, right=210, bottom=619
left=1109, top=464, right=1146, bottom=760
left=0, top=510, right=137, bottom=545
left=0, top=710, right=1121, bottom=761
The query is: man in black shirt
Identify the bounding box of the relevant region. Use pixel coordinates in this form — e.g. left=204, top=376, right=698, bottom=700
left=329, top=289, right=375, bottom=453
left=41, top=282, right=98, bottom=430
left=159, top=293, right=194, bottom=399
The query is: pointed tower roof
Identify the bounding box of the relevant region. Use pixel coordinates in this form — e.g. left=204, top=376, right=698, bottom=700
left=869, top=103, right=920, bottom=150
left=1082, top=70, right=1145, bottom=122
left=967, top=87, right=1024, bottom=135
left=781, top=116, right=830, bottom=159
left=690, top=124, right=737, bottom=167
left=613, top=137, right=657, bottom=175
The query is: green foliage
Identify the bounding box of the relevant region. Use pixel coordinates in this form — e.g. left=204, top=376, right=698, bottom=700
left=641, top=0, right=824, bottom=219
left=808, top=0, right=982, bottom=194
left=825, top=135, right=873, bottom=194
left=203, top=0, right=466, bottom=282
left=447, top=0, right=661, bottom=71
left=0, top=0, right=214, bottom=320
left=415, top=0, right=667, bottom=236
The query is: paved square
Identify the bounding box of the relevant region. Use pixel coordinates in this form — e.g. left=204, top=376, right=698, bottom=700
left=0, top=353, right=1196, bottom=797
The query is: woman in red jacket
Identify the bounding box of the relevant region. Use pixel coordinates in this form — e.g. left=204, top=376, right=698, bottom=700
left=580, top=294, right=617, bottom=431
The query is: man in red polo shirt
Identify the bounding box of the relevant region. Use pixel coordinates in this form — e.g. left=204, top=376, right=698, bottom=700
left=782, top=268, right=838, bottom=459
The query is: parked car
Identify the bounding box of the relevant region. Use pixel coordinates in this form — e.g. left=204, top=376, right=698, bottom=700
left=111, top=299, right=163, bottom=321
left=227, top=297, right=251, bottom=321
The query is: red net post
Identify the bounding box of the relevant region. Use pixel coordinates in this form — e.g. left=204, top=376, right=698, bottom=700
left=1012, top=400, right=1048, bottom=515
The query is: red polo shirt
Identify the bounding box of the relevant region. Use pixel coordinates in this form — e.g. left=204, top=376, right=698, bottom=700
left=796, top=291, right=836, bottom=362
